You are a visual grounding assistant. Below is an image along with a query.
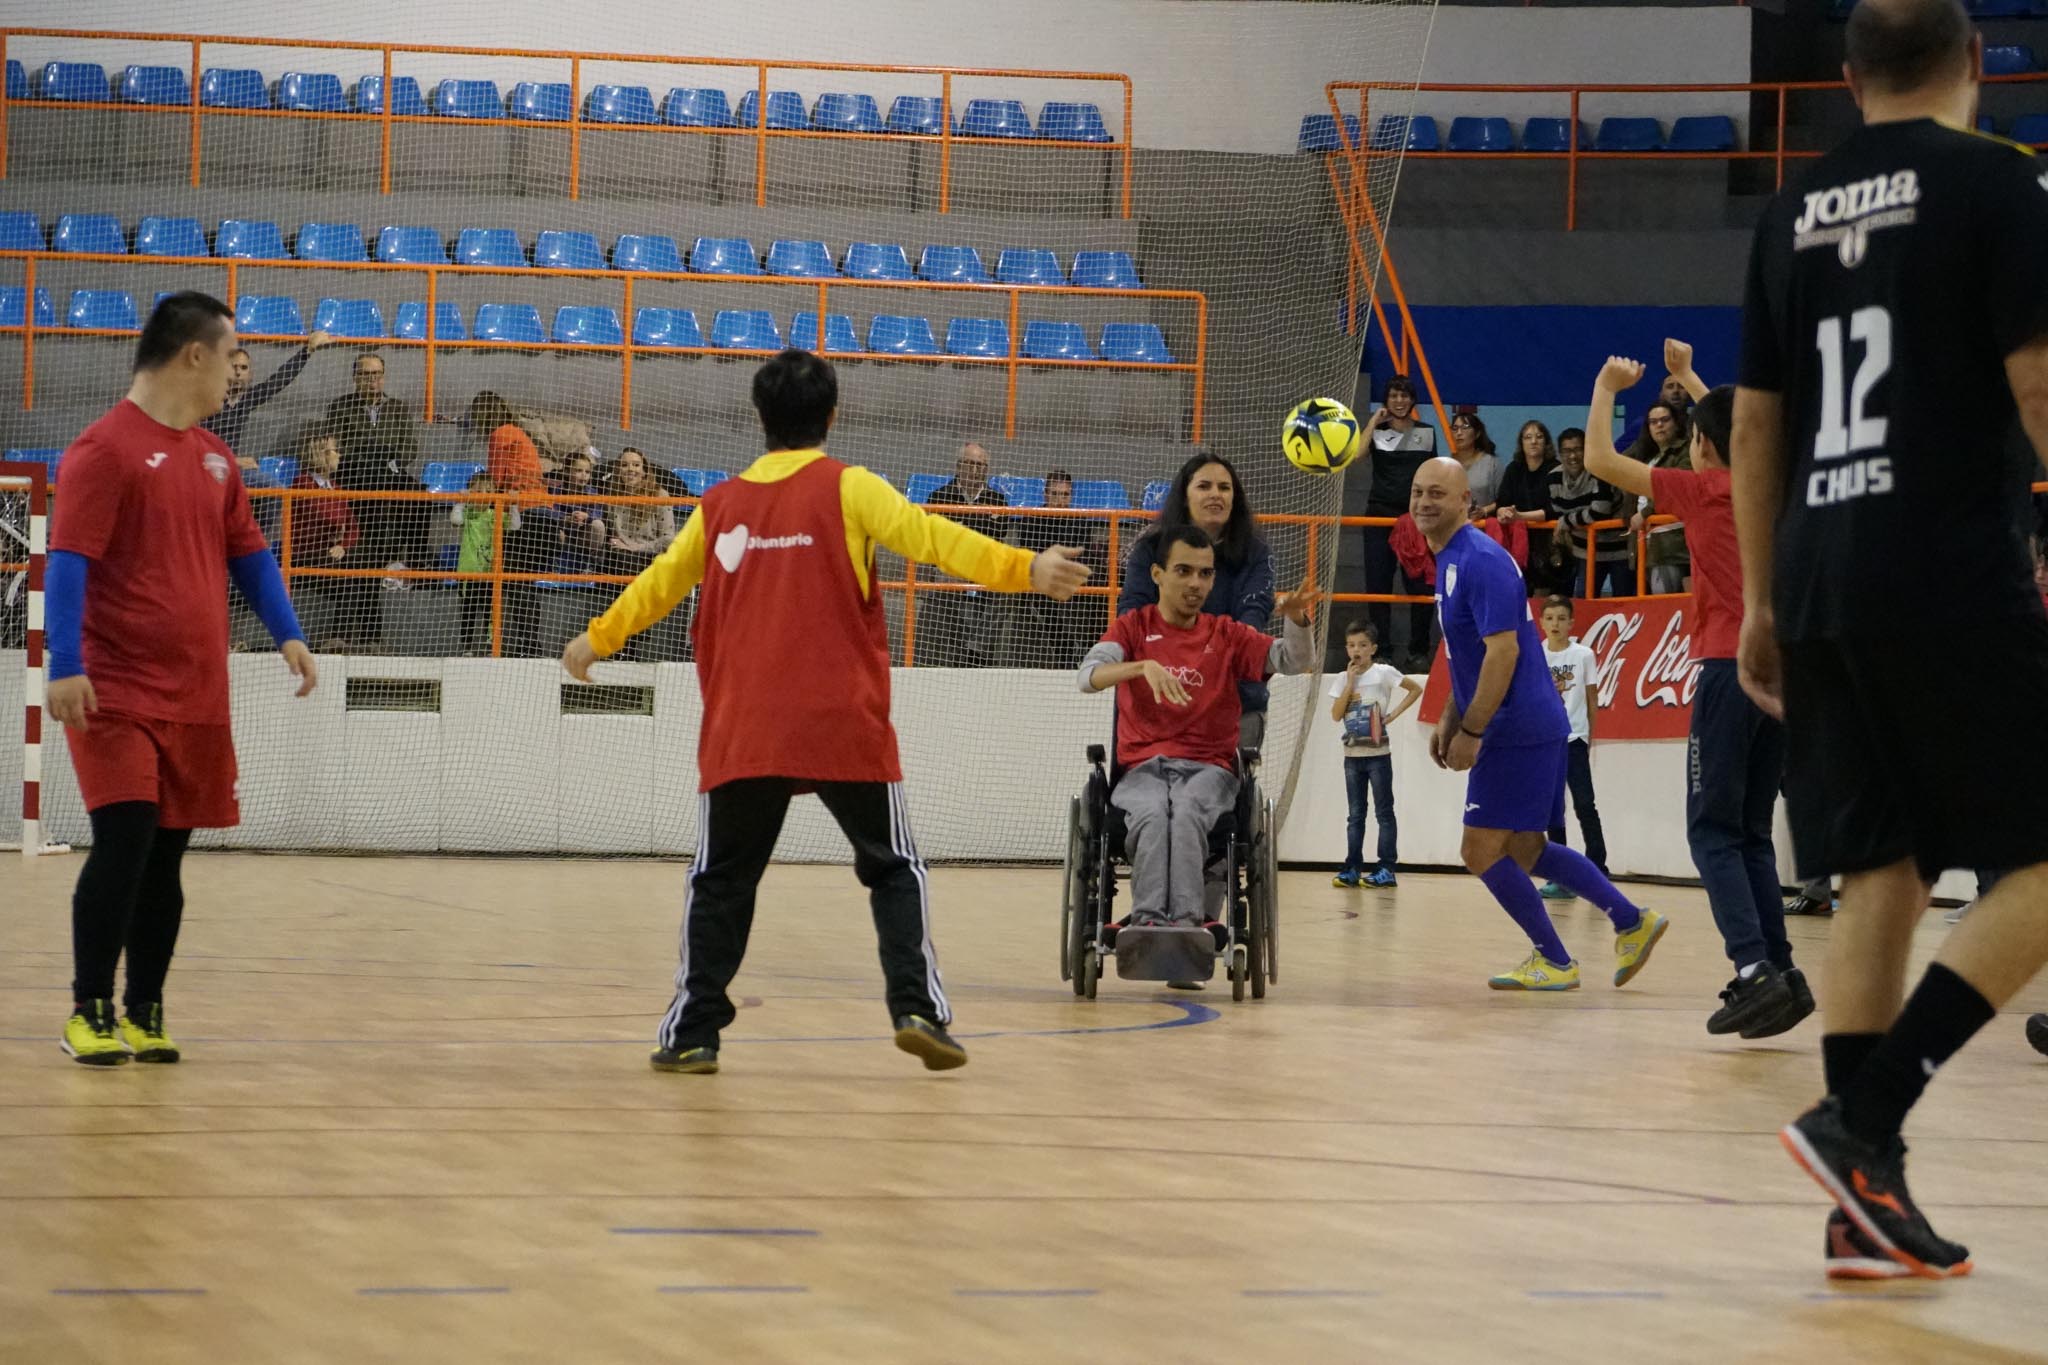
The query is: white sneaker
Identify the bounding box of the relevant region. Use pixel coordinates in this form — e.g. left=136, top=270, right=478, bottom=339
left=1944, top=900, right=1974, bottom=925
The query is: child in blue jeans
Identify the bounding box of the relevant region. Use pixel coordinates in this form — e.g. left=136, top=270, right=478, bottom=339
left=1329, top=620, right=1422, bottom=887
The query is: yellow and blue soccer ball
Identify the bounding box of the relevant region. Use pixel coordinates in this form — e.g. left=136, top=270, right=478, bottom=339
left=1282, top=397, right=1362, bottom=475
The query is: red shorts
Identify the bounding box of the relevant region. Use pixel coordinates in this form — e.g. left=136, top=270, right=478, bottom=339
left=66, top=713, right=239, bottom=830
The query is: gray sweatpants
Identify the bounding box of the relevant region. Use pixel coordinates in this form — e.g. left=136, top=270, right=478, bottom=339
left=1112, top=756, right=1240, bottom=925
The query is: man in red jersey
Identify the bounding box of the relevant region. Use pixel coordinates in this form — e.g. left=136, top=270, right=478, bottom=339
left=44, top=292, right=317, bottom=1066
left=561, top=350, right=1089, bottom=1075
left=1078, top=525, right=1314, bottom=934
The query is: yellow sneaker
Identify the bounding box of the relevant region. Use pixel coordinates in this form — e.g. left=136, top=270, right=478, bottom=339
left=118, top=1004, right=181, bottom=1063
left=1612, top=907, right=1669, bottom=987
left=1488, top=952, right=1580, bottom=991
left=62, top=1000, right=131, bottom=1066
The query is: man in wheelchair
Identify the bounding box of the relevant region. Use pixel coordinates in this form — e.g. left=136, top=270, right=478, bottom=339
left=1078, top=524, right=1315, bottom=942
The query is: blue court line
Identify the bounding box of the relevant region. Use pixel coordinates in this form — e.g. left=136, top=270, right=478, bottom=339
left=51, top=1287, right=206, bottom=1297
left=357, top=1286, right=510, bottom=1296
left=954, top=1288, right=1100, bottom=1299
left=1526, top=1290, right=1667, bottom=1301
left=658, top=1285, right=810, bottom=1295
left=612, top=1227, right=818, bottom=1237
left=1241, top=1289, right=1380, bottom=1299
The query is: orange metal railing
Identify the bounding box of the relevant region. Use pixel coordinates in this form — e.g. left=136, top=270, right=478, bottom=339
left=0, top=29, right=1135, bottom=216
left=0, top=250, right=1209, bottom=440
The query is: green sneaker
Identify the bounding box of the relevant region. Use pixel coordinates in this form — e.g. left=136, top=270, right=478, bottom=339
left=1538, top=881, right=1577, bottom=901
left=118, top=1003, right=181, bottom=1063
left=62, top=1000, right=131, bottom=1067
left=650, top=1044, right=719, bottom=1074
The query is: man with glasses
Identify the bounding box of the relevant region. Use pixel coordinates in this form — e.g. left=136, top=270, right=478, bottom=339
left=324, top=351, right=425, bottom=638
left=918, top=442, right=1010, bottom=666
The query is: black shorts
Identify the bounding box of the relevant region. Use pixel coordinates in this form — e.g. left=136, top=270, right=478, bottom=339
left=1781, top=616, right=2048, bottom=882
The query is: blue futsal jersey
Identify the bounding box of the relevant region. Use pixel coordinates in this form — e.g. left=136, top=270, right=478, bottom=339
left=1434, top=523, right=1569, bottom=749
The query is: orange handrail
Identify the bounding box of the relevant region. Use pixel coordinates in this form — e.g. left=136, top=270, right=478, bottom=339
left=0, top=28, right=1135, bottom=216
left=0, top=249, right=1209, bottom=441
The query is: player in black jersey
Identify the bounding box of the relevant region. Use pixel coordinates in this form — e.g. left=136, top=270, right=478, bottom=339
left=1732, top=0, right=2048, bottom=1279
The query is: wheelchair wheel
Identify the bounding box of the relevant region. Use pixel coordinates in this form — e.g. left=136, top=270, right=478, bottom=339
left=1060, top=796, right=1084, bottom=982
left=1261, top=797, right=1280, bottom=984
left=1228, top=943, right=1248, bottom=1002
left=1247, top=866, right=1268, bottom=1001
left=1079, top=939, right=1100, bottom=999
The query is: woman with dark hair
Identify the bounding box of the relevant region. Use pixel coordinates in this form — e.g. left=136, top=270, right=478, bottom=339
left=467, top=390, right=549, bottom=654
left=1451, top=412, right=1504, bottom=517
left=1117, top=452, right=1276, bottom=747
left=1497, top=419, right=1560, bottom=589
left=1625, top=399, right=1693, bottom=593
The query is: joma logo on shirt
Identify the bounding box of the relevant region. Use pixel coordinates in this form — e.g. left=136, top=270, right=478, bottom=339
left=1792, top=170, right=1920, bottom=268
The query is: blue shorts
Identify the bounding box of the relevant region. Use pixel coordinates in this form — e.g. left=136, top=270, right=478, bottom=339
left=1463, top=738, right=1568, bottom=833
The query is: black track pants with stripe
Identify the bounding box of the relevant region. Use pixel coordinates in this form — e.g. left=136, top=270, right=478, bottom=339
left=657, top=778, right=951, bottom=1051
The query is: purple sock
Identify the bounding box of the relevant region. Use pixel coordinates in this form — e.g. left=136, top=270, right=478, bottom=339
left=1478, top=857, right=1571, bottom=965
left=1532, top=843, right=1643, bottom=932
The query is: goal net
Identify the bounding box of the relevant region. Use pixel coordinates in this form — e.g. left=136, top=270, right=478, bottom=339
left=0, top=1, right=1437, bottom=860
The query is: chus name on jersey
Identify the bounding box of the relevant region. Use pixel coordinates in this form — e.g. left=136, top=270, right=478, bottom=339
left=1792, top=170, right=1920, bottom=269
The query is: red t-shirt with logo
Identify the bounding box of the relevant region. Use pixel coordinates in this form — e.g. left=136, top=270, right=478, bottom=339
left=51, top=400, right=270, bottom=724
left=1650, top=465, right=1742, bottom=661
left=1102, top=605, right=1273, bottom=771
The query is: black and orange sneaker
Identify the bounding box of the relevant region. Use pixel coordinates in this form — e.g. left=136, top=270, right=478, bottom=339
left=1781, top=1099, right=1972, bottom=1279
left=1825, top=1209, right=1917, bottom=1281
left=2027, top=1013, right=2048, bottom=1058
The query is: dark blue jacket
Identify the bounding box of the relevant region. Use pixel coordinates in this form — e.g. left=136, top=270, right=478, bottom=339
left=1116, top=530, right=1276, bottom=714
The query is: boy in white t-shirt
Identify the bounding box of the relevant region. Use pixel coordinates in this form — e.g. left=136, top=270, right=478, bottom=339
left=1537, top=595, right=1609, bottom=899
left=1328, top=620, right=1422, bottom=888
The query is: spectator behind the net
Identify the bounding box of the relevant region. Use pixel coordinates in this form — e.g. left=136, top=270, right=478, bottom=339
left=1497, top=420, right=1560, bottom=586
left=467, top=390, right=552, bottom=656
left=325, top=350, right=425, bottom=581
left=546, top=449, right=606, bottom=577
left=1357, top=375, right=1436, bottom=672
left=208, top=329, right=336, bottom=465
left=1623, top=398, right=1693, bottom=594
left=1451, top=412, right=1504, bottom=518
left=1547, top=426, right=1631, bottom=597
left=605, top=447, right=677, bottom=577
left=918, top=442, right=1011, bottom=667
left=1014, top=468, right=1109, bottom=667
left=286, top=425, right=359, bottom=649
left=1117, top=451, right=1276, bottom=748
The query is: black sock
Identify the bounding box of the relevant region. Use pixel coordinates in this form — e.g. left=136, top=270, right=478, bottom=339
left=1821, top=1032, right=1882, bottom=1098
left=1840, top=964, right=1996, bottom=1147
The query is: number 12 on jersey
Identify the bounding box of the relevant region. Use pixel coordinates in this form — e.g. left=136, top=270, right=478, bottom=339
left=1809, top=306, right=1895, bottom=507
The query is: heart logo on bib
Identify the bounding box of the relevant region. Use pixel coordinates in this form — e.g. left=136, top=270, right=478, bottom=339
left=713, top=523, right=749, bottom=573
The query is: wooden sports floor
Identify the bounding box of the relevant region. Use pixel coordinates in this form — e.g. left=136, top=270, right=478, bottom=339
left=4, top=854, right=2047, bottom=1365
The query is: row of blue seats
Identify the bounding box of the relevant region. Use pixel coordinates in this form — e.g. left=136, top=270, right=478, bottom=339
left=1300, top=113, right=1741, bottom=155
left=0, top=285, right=1176, bottom=361
left=0, top=213, right=1145, bottom=289
left=2, top=61, right=1112, bottom=140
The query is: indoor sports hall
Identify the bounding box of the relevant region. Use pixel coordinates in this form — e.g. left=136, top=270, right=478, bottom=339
left=4, top=2, right=2047, bottom=1362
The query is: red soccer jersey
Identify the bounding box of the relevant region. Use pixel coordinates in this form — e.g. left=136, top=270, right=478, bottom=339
left=1650, top=465, right=1741, bottom=661
left=1103, top=605, right=1273, bottom=771
left=51, top=400, right=269, bottom=724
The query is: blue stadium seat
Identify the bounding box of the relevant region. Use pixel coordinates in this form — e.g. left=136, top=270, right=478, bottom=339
left=1446, top=116, right=1514, bottom=153
left=65, top=290, right=138, bottom=331
left=134, top=216, right=205, bottom=257
left=1371, top=116, right=1439, bottom=152
left=215, top=218, right=289, bottom=259
left=258, top=456, right=299, bottom=485
left=1022, top=321, right=1095, bottom=361
left=990, top=475, right=1045, bottom=507
left=919, top=244, right=993, bottom=284
left=1070, top=479, right=1131, bottom=510
left=552, top=305, right=624, bottom=345
left=691, top=236, right=757, bottom=274
left=1040, top=101, right=1112, bottom=143
left=434, top=79, right=502, bottom=118
left=313, top=298, right=386, bottom=339
left=1985, top=45, right=2039, bottom=76
left=38, top=63, right=108, bottom=102
left=945, top=317, right=1011, bottom=357
left=844, top=241, right=914, bottom=280
left=906, top=473, right=949, bottom=505
left=393, top=300, right=467, bottom=340
left=510, top=81, right=571, bottom=122
left=734, top=89, right=806, bottom=129
left=669, top=468, right=730, bottom=496
left=632, top=307, right=706, bottom=348
left=200, top=68, right=268, bottom=109
left=356, top=75, right=425, bottom=115
left=277, top=72, right=346, bottom=112
left=584, top=85, right=657, bottom=124
left=5, top=60, right=26, bottom=101
left=1667, top=116, right=1737, bottom=152
left=121, top=65, right=191, bottom=106
left=710, top=309, right=782, bottom=351
left=766, top=239, right=837, bottom=277
left=1298, top=113, right=1363, bottom=154
left=2011, top=113, right=2048, bottom=145
left=812, top=92, right=884, bottom=133
left=377, top=224, right=448, bottom=264
left=535, top=230, right=605, bottom=270
left=1594, top=117, right=1665, bottom=152
left=957, top=98, right=1032, bottom=138
left=790, top=310, right=859, bottom=353
left=455, top=228, right=526, bottom=267
left=867, top=315, right=940, bottom=354
left=296, top=221, right=368, bottom=262
left=1100, top=322, right=1173, bottom=363
left=1071, top=250, right=1142, bottom=290
left=474, top=303, right=547, bottom=343
left=612, top=234, right=684, bottom=272
left=663, top=87, right=732, bottom=127
left=1522, top=118, right=1590, bottom=153
left=0, top=212, right=44, bottom=251
left=421, top=461, right=484, bottom=494
left=3, top=448, right=63, bottom=469
left=53, top=214, right=126, bottom=255
left=1141, top=479, right=1171, bottom=512
left=886, top=95, right=945, bottom=135
left=996, top=247, right=1063, bottom=286
left=0, top=288, right=56, bottom=328
left=233, top=294, right=305, bottom=336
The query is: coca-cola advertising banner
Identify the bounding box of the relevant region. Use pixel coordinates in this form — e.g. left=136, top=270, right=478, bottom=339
left=1417, top=596, right=1700, bottom=741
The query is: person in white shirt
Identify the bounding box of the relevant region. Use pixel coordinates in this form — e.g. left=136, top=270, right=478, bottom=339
left=1537, top=595, right=1609, bottom=898
left=1327, top=620, right=1422, bottom=888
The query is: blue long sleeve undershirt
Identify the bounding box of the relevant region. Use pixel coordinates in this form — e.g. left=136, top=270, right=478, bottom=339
left=45, top=548, right=303, bottom=683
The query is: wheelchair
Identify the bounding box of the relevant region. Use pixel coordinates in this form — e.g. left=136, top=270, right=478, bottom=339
left=1059, top=743, right=1279, bottom=1002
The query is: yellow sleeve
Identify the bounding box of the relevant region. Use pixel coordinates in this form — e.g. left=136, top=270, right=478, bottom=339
left=587, top=510, right=705, bottom=656
left=842, top=465, right=1035, bottom=592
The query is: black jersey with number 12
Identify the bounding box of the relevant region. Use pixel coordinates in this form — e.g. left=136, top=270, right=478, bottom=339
left=1738, top=119, right=2048, bottom=643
